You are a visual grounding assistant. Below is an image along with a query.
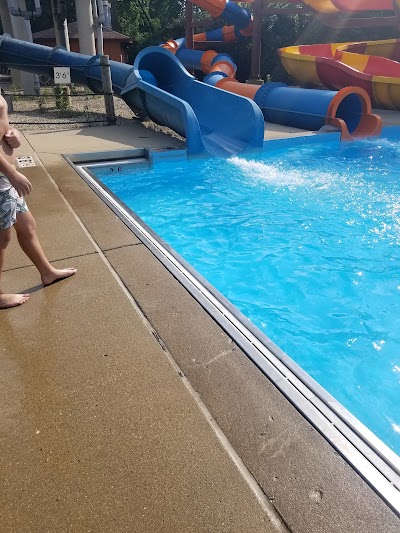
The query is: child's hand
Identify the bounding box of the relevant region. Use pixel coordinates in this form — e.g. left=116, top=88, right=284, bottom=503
left=4, top=128, right=21, bottom=149
left=8, top=170, right=32, bottom=197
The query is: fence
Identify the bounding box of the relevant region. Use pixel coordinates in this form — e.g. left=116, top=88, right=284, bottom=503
left=2, top=56, right=126, bottom=129
left=4, top=87, right=109, bottom=125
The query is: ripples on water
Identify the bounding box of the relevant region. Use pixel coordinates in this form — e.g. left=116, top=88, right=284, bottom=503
left=96, top=134, right=400, bottom=455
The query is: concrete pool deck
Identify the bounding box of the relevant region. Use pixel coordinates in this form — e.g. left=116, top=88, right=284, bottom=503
left=1, top=117, right=400, bottom=532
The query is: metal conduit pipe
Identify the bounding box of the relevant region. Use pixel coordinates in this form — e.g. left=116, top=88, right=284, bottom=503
left=92, top=0, right=104, bottom=55
left=97, top=0, right=106, bottom=23
left=51, top=0, right=70, bottom=50
left=103, top=1, right=112, bottom=28
left=75, top=0, right=95, bottom=55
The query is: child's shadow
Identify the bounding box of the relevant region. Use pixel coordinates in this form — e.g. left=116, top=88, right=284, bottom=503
left=25, top=283, right=46, bottom=294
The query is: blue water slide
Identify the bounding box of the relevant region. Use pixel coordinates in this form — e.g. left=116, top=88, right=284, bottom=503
left=221, top=0, right=252, bottom=37
left=0, top=35, right=264, bottom=157
left=130, top=47, right=263, bottom=156
left=253, top=82, right=365, bottom=134
left=191, top=0, right=252, bottom=43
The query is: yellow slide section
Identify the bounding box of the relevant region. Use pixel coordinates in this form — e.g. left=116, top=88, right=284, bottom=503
left=303, top=0, right=339, bottom=13
left=242, top=0, right=396, bottom=14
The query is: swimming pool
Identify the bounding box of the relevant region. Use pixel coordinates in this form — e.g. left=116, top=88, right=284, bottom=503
left=89, top=131, right=400, bottom=458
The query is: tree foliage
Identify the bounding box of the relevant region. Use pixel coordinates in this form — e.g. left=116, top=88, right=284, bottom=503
left=112, top=0, right=186, bottom=58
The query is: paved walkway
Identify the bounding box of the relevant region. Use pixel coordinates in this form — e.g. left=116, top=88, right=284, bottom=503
left=0, top=125, right=285, bottom=533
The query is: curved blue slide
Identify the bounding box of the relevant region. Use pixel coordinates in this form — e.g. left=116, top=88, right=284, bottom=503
left=0, top=34, right=264, bottom=157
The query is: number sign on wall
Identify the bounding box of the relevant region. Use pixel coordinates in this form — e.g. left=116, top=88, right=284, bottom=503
left=53, top=67, right=71, bottom=85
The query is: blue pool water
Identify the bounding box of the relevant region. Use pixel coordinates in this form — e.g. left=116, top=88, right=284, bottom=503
left=93, top=132, right=400, bottom=456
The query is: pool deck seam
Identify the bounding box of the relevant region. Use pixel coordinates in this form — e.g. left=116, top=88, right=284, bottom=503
left=102, top=242, right=143, bottom=252
left=3, top=250, right=99, bottom=273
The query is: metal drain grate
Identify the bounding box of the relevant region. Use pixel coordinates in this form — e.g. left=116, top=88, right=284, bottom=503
left=16, top=155, right=36, bottom=168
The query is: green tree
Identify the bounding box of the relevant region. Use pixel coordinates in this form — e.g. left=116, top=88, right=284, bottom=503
left=112, top=0, right=185, bottom=58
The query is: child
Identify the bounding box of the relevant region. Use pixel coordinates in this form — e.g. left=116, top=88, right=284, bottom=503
left=0, top=93, right=76, bottom=308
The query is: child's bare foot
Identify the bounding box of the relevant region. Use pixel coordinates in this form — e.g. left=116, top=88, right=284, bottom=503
left=0, top=293, right=30, bottom=309
left=42, top=268, right=77, bottom=287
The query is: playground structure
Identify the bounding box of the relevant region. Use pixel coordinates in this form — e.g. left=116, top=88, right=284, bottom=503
left=183, top=1, right=400, bottom=111
left=184, top=1, right=400, bottom=84
left=1, top=1, right=396, bottom=156
left=166, top=0, right=382, bottom=139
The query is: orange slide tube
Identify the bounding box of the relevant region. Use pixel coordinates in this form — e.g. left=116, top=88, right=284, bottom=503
left=200, top=50, right=218, bottom=73
left=326, top=86, right=382, bottom=140
left=215, top=78, right=259, bottom=99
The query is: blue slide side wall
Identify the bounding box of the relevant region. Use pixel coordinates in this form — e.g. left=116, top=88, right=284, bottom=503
left=135, top=47, right=263, bottom=156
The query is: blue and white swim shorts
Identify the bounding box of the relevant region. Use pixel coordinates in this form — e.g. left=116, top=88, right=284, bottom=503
left=0, top=177, right=29, bottom=230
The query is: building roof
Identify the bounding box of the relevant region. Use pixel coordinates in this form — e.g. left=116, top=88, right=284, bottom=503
left=33, top=21, right=132, bottom=42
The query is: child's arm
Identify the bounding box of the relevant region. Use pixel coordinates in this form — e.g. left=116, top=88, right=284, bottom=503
left=0, top=152, right=32, bottom=197
left=4, top=127, right=22, bottom=149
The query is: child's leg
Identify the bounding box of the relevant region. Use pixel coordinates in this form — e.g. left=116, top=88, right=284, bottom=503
left=13, top=210, right=76, bottom=286
left=0, top=227, right=30, bottom=308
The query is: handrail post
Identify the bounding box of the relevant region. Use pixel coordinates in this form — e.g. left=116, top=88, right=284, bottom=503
left=185, top=1, right=194, bottom=50
left=249, top=0, right=263, bottom=82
